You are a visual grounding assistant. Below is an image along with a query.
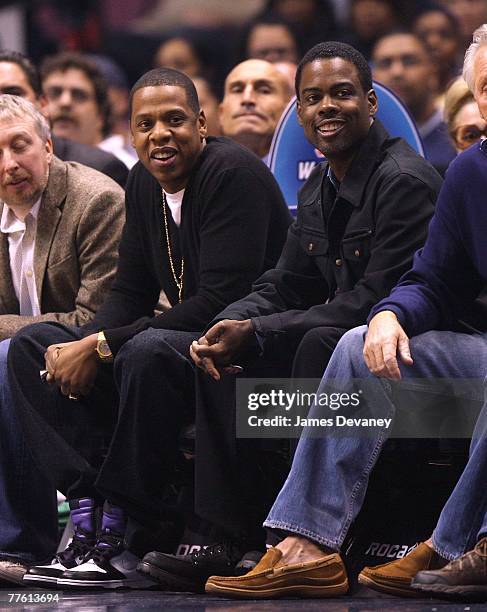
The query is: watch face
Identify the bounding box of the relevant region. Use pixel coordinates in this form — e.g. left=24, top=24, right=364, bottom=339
left=99, top=340, right=111, bottom=357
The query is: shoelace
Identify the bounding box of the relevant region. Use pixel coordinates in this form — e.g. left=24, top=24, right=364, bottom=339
left=84, top=531, right=124, bottom=565
left=57, top=526, right=95, bottom=563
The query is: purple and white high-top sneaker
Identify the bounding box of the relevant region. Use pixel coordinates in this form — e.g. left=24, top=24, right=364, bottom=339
left=57, top=501, right=157, bottom=589
left=23, top=498, right=97, bottom=587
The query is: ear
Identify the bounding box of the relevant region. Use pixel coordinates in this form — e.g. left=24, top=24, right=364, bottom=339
left=367, top=89, right=378, bottom=117
left=296, top=99, right=303, bottom=126
left=198, top=109, right=208, bottom=140
left=45, top=137, right=54, bottom=164
left=38, top=94, right=51, bottom=120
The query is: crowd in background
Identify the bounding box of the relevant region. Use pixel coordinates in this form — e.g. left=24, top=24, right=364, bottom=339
left=4, top=0, right=486, bottom=170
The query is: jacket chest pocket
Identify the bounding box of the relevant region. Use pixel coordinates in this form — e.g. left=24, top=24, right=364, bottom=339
left=300, top=231, right=329, bottom=257
left=340, top=229, right=373, bottom=262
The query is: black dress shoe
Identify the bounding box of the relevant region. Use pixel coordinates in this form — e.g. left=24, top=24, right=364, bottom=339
left=137, top=541, right=244, bottom=593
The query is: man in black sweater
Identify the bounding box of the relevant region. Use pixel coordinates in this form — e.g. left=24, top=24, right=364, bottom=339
left=7, top=68, right=291, bottom=589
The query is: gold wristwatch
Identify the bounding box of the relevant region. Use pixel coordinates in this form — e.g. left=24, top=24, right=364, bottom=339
left=96, top=331, right=113, bottom=363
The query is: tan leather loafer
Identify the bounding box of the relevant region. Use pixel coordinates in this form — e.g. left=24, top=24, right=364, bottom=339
left=205, top=547, right=348, bottom=599
left=359, top=542, right=448, bottom=597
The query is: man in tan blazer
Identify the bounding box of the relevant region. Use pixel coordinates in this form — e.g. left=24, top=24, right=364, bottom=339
left=0, top=94, right=124, bottom=583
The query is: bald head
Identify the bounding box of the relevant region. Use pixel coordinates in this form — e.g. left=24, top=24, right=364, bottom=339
left=219, top=59, right=293, bottom=158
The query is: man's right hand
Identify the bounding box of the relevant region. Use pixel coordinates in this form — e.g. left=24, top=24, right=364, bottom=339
left=364, top=310, right=413, bottom=379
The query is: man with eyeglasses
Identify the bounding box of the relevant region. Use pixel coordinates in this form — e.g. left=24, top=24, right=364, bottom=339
left=372, top=31, right=457, bottom=175
left=0, top=50, right=128, bottom=187
left=41, top=52, right=134, bottom=169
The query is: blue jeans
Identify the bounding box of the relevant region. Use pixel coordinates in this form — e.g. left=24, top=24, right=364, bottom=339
left=0, top=339, right=57, bottom=562
left=264, top=326, right=487, bottom=561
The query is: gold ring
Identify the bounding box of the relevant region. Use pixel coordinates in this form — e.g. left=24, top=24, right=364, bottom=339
left=68, top=393, right=80, bottom=401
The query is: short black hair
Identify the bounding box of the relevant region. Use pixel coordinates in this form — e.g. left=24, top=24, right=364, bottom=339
left=41, top=52, right=112, bottom=137
left=295, top=41, right=372, bottom=98
left=129, top=67, right=200, bottom=116
left=0, top=50, right=42, bottom=97
left=371, top=29, right=432, bottom=61
left=413, top=3, right=461, bottom=38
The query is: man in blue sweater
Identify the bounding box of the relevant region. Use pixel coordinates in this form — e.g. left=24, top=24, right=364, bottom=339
left=204, top=25, right=487, bottom=600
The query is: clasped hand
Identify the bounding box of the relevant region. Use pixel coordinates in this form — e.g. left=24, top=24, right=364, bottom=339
left=44, top=333, right=99, bottom=397
left=190, top=319, right=254, bottom=380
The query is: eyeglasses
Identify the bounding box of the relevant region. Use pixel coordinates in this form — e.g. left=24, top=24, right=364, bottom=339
left=453, top=125, right=487, bottom=150
left=44, top=85, right=93, bottom=103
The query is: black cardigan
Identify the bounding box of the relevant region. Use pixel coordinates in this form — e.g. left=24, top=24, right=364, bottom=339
left=83, top=137, right=291, bottom=353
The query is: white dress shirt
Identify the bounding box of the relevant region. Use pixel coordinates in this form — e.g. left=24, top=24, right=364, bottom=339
left=0, top=199, right=41, bottom=316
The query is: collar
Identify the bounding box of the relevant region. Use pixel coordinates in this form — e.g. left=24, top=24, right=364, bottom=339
left=326, top=165, right=340, bottom=191
left=0, top=197, right=41, bottom=234
left=333, top=119, right=389, bottom=208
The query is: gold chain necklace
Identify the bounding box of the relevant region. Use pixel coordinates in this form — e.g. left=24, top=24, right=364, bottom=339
left=161, top=189, right=184, bottom=303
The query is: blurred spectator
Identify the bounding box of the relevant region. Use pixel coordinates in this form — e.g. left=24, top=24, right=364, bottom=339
left=438, top=0, right=487, bottom=48
left=347, top=0, right=401, bottom=59
left=257, top=0, right=338, bottom=51
left=243, top=17, right=299, bottom=64
left=0, top=50, right=127, bottom=186
left=219, top=59, right=293, bottom=161
left=274, top=61, right=298, bottom=90
left=193, top=76, right=221, bottom=136
left=372, top=31, right=457, bottom=174
left=41, top=52, right=135, bottom=168
left=131, top=0, right=265, bottom=33
left=153, top=37, right=203, bottom=76
left=88, top=53, right=137, bottom=168
left=27, top=1, right=101, bottom=57
left=413, top=5, right=463, bottom=95
left=444, top=76, right=487, bottom=151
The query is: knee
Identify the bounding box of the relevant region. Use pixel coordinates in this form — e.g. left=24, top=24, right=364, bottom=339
left=297, top=328, right=329, bottom=354
left=114, top=328, right=183, bottom=375
left=329, top=325, right=368, bottom=369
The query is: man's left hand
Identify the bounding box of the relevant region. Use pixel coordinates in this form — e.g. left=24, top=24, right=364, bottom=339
left=44, top=334, right=99, bottom=397
left=190, top=319, right=254, bottom=380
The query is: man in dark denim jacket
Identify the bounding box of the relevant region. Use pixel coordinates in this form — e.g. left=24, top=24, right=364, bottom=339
left=144, top=41, right=442, bottom=593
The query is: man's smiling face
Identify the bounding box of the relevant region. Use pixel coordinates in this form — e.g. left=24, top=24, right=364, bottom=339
left=297, top=57, right=377, bottom=166
left=130, top=84, right=207, bottom=193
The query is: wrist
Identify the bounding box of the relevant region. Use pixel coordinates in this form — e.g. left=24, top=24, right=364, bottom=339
left=374, top=310, right=398, bottom=322
left=95, top=331, right=113, bottom=363
left=80, top=334, right=98, bottom=351
left=237, top=319, right=254, bottom=336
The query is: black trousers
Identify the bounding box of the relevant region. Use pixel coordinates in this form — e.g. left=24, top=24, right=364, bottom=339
left=9, top=322, right=348, bottom=548
left=8, top=323, right=199, bottom=526
left=194, top=325, right=349, bottom=544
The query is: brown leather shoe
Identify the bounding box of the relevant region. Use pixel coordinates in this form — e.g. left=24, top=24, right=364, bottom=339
left=411, top=537, right=487, bottom=600
left=358, top=542, right=448, bottom=597
left=0, top=556, right=28, bottom=585
left=205, top=547, right=349, bottom=599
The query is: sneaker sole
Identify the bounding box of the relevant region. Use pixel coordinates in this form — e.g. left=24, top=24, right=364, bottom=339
left=412, top=582, right=487, bottom=600
left=137, top=560, right=203, bottom=593
left=205, top=578, right=349, bottom=599
left=358, top=572, right=422, bottom=598
left=56, top=576, right=156, bottom=590
left=23, top=574, right=59, bottom=586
